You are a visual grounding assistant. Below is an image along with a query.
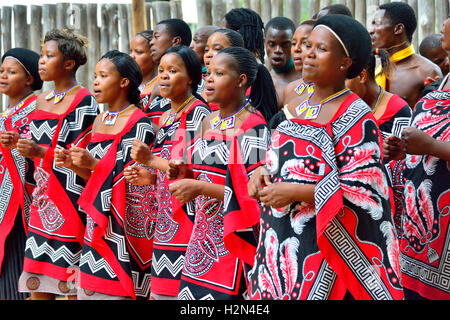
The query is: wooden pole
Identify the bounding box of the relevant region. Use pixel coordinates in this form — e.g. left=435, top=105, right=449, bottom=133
left=100, top=4, right=110, bottom=57
left=56, top=2, right=70, bottom=29
left=87, top=3, right=99, bottom=96
left=261, top=0, right=271, bottom=23
left=152, top=1, right=171, bottom=24
left=346, top=0, right=356, bottom=18
left=250, top=0, right=261, bottom=16
left=196, top=0, right=213, bottom=27
left=2, top=6, right=12, bottom=53
left=131, top=0, right=147, bottom=35
left=435, top=0, right=449, bottom=35
left=366, top=0, right=379, bottom=27
left=418, top=0, right=435, bottom=46
left=308, top=0, right=321, bottom=19
left=108, top=4, right=119, bottom=51
left=170, top=0, right=183, bottom=19
left=13, top=5, right=28, bottom=48
left=119, top=4, right=130, bottom=52
left=30, top=5, right=42, bottom=54
left=408, top=0, right=419, bottom=50
left=212, top=0, right=227, bottom=26
left=285, top=0, right=301, bottom=25
left=354, top=0, right=366, bottom=26
left=271, top=0, right=283, bottom=18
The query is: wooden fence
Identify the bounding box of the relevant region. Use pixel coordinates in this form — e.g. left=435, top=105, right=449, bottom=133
left=0, top=0, right=448, bottom=110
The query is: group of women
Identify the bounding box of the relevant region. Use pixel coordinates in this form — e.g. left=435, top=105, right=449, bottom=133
left=0, top=6, right=448, bottom=301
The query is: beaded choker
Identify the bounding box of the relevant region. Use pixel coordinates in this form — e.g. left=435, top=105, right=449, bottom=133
left=2, top=92, right=36, bottom=118
left=296, top=88, right=350, bottom=120
left=210, top=100, right=250, bottom=130
left=161, top=95, right=195, bottom=126
left=138, top=76, right=157, bottom=92
left=294, top=80, right=314, bottom=96
left=45, top=83, right=81, bottom=104
left=102, top=104, right=135, bottom=126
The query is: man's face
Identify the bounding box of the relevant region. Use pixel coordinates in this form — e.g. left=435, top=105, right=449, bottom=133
left=265, top=27, right=294, bottom=70
left=369, top=9, right=396, bottom=49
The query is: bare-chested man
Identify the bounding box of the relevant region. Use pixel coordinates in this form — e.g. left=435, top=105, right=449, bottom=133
left=369, top=1, right=442, bottom=108
left=264, top=17, right=301, bottom=109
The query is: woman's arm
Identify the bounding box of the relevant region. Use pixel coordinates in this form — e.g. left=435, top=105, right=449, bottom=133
left=258, top=182, right=315, bottom=209
left=402, top=127, right=450, bottom=161
left=169, top=179, right=225, bottom=203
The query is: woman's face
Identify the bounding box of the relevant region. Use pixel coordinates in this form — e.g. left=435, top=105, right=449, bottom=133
left=0, top=57, right=33, bottom=97
left=157, top=52, right=192, bottom=100
left=203, top=32, right=232, bottom=70
left=441, top=17, right=450, bottom=52
left=149, top=24, right=174, bottom=64
left=38, top=40, right=66, bottom=81
left=93, top=58, right=124, bottom=104
left=130, top=35, right=155, bottom=77
left=204, top=53, right=243, bottom=105
left=302, top=26, right=349, bottom=85
left=291, top=24, right=313, bottom=72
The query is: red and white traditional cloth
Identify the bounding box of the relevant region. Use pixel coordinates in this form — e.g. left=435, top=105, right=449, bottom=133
left=78, top=109, right=155, bottom=299
left=150, top=100, right=210, bottom=297
left=399, top=82, right=450, bottom=300
left=21, top=89, right=99, bottom=285
left=0, top=93, right=37, bottom=273
left=249, top=93, right=404, bottom=300
left=178, top=111, right=269, bottom=300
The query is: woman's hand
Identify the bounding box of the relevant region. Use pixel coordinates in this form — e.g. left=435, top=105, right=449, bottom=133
left=401, top=127, right=434, bottom=156
left=124, top=165, right=156, bottom=185
left=383, top=135, right=406, bottom=161
left=130, top=138, right=153, bottom=166
left=258, top=182, right=295, bottom=209
left=248, top=166, right=272, bottom=199
left=0, top=131, right=20, bottom=149
left=166, top=160, right=192, bottom=180
left=70, top=146, right=98, bottom=170
left=16, top=139, right=45, bottom=159
left=168, top=179, right=200, bottom=203
left=54, top=147, right=73, bottom=168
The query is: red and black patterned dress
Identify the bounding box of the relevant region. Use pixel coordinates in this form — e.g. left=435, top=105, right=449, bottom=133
left=150, top=100, right=210, bottom=297
left=375, top=94, right=412, bottom=238
left=0, top=93, right=37, bottom=299
left=78, top=109, right=155, bottom=299
left=249, top=94, right=404, bottom=300
left=178, top=111, right=269, bottom=300
left=143, top=94, right=171, bottom=127
left=19, top=89, right=99, bottom=294
left=399, top=82, right=450, bottom=300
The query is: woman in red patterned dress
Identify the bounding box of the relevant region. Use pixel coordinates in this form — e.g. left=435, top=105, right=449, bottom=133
left=16, top=29, right=99, bottom=300
left=383, top=16, right=450, bottom=300
left=247, top=14, right=403, bottom=300
left=0, top=48, right=42, bottom=300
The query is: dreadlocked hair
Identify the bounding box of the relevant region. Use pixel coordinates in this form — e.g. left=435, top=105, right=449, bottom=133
left=224, top=8, right=265, bottom=64
left=218, top=46, right=278, bottom=123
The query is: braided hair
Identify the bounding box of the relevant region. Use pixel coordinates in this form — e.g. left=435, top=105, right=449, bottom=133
left=100, top=50, right=143, bottom=108
left=224, top=8, right=265, bottom=64
left=217, top=47, right=278, bottom=123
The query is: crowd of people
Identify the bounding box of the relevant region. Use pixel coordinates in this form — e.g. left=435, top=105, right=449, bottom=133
left=0, top=1, right=448, bottom=301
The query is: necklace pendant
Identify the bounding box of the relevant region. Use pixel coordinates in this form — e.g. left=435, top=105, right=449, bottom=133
left=103, top=112, right=118, bottom=126
left=305, top=105, right=321, bottom=120
left=163, top=113, right=176, bottom=126
left=53, top=93, right=66, bottom=104
left=210, top=114, right=221, bottom=129
left=45, top=91, right=55, bottom=101
left=295, top=101, right=309, bottom=116
left=220, top=115, right=236, bottom=130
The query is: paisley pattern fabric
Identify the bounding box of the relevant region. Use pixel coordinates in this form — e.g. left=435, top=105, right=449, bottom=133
left=249, top=94, right=404, bottom=300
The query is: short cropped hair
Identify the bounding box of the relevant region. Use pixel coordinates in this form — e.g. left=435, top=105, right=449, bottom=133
left=379, top=1, right=417, bottom=42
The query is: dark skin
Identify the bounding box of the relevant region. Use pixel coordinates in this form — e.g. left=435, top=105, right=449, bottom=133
left=0, top=58, right=35, bottom=149
left=369, top=9, right=442, bottom=108
left=265, top=27, right=301, bottom=109
left=249, top=26, right=353, bottom=207
left=383, top=17, right=450, bottom=163
left=130, top=34, right=158, bottom=95
left=281, top=24, right=313, bottom=116
left=190, top=25, right=219, bottom=68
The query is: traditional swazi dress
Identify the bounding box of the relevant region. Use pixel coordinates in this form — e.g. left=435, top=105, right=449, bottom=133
left=375, top=93, right=412, bottom=238
left=177, top=111, right=269, bottom=300
left=398, top=79, right=450, bottom=300
left=19, top=88, right=99, bottom=295
left=0, top=93, right=37, bottom=299
left=150, top=99, right=210, bottom=297
left=77, top=109, right=155, bottom=299
left=143, top=94, right=171, bottom=126
left=249, top=93, right=404, bottom=300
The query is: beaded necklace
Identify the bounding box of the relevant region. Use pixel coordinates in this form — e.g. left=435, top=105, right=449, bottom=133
left=161, top=95, right=195, bottom=126
left=294, top=80, right=314, bottom=96
left=2, top=92, right=36, bottom=118
left=296, top=88, right=350, bottom=120
left=210, top=100, right=250, bottom=130
left=138, top=76, right=158, bottom=92
left=45, top=83, right=81, bottom=104
left=372, top=85, right=385, bottom=115
left=102, top=103, right=135, bottom=126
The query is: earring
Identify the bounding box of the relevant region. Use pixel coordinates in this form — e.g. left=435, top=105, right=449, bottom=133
left=340, top=65, right=345, bottom=70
